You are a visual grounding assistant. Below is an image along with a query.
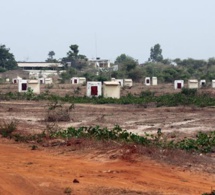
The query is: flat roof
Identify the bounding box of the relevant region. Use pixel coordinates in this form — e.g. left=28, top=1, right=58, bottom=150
left=104, top=81, right=119, bottom=86
left=18, top=62, right=63, bottom=68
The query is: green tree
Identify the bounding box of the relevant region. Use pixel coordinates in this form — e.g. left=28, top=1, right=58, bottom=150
left=149, top=44, right=163, bottom=62
left=115, top=54, right=138, bottom=72
left=0, top=44, right=17, bottom=71
left=48, top=51, right=55, bottom=59
left=46, top=51, right=58, bottom=62
left=62, top=44, right=88, bottom=71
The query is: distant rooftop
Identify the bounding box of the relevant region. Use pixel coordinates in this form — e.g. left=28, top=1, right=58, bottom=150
left=18, top=62, right=63, bottom=68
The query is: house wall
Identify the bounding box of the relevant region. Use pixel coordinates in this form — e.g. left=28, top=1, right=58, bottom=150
left=79, top=77, right=86, bottom=84
left=28, top=81, right=40, bottom=94
left=45, top=78, right=53, bottom=84
left=115, top=79, right=124, bottom=87
left=86, top=82, right=102, bottom=97
left=103, top=83, right=120, bottom=99
left=71, top=77, right=79, bottom=84
left=188, top=80, right=198, bottom=89
left=152, top=77, right=158, bottom=86
left=145, top=77, right=151, bottom=86
left=18, top=80, right=28, bottom=92
left=39, top=78, right=45, bottom=84
left=124, top=79, right=133, bottom=87
left=199, top=80, right=206, bottom=87
left=174, top=80, right=184, bottom=89
left=212, top=80, right=215, bottom=88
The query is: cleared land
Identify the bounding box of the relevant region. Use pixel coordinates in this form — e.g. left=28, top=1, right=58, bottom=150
left=0, top=83, right=215, bottom=195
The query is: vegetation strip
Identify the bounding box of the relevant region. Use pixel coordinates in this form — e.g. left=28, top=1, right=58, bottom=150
left=0, top=121, right=215, bottom=153
left=1, top=88, right=215, bottom=107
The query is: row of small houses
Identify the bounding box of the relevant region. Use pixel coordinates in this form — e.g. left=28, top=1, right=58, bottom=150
left=11, top=76, right=215, bottom=99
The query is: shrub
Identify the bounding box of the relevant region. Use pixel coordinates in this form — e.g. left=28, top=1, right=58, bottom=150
left=181, top=88, right=197, bottom=96
left=0, top=119, right=17, bottom=137
left=45, top=98, right=74, bottom=122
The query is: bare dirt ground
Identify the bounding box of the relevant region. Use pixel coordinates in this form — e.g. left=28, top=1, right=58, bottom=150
left=0, top=83, right=215, bottom=194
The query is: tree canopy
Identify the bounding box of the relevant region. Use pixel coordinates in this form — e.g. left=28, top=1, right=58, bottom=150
left=62, top=44, right=88, bottom=70
left=149, top=44, right=163, bottom=62
left=46, top=51, right=58, bottom=62
left=0, top=44, right=17, bottom=71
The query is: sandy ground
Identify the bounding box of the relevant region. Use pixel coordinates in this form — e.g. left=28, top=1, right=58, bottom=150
left=0, top=83, right=215, bottom=194
left=0, top=138, right=214, bottom=195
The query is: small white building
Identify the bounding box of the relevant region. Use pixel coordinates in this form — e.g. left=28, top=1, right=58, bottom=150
left=111, top=78, right=116, bottom=81
left=12, top=77, right=22, bottom=84
left=5, top=78, right=10, bottom=83
left=212, top=80, right=215, bottom=88
left=188, top=79, right=198, bottom=89
left=45, top=78, right=53, bottom=84
left=174, top=80, right=184, bottom=89
left=145, top=77, right=151, bottom=86
left=18, top=80, right=28, bottom=92
left=124, top=79, right=133, bottom=87
left=71, top=77, right=79, bottom=84
left=152, top=77, right=158, bottom=86
left=28, top=80, right=40, bottom=94
left=103, top=81, right=120, bottom=99
left=39, top=78, right=45, bottom=84
left=71, top=77, right=86, bottom=84
left=199, top=80, right=206, bottom=87
left=86, top=81, right=102, bottom=97
left=88, top=58, right=110, bottom=68
left=79, top=77, right=86, bottom=84
left=115, top=79, right=124, bottom=87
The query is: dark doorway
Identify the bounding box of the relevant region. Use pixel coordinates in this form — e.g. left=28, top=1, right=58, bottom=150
left=74, top=79, right=77, bottom=84
left=91, top=86, right=98, bottom=96
left=14, top=80, right=17, bottom=84
left=40, top=80, right=43, bottom=84
left=146, top=79, right=150, bottom=84
left=177, top=83, right=182, bottom=89
left=22, top=83, right=27, bottom=91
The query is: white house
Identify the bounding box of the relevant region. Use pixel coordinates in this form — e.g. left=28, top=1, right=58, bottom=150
left=12, top=77, right=22, bottom=84
left=103, top=81, right=120, bottom=99
left=86, top=81, right=102, bottom=97
left=188, top=79, right=198, bottom=89
left=152, top=77, right=158, bottom=86
left=145, top=77, right=151, bottom=86
left=212, top=80, right=215, bottom=88
left=174, top=80, right=184, bottom=89
left=71, top=77, right=86, bottom=84
left=18, top=62, right=63, bottom=77
left=39, top=77, right=45, bottom=84
left=88, top=58, right=110, bottom=68
left=199, top=80, right=206, bottom=87
left=124, top=79, right=133, bottom=87
left=27, top=80, right=40, bottom=94
left=79, top=77, right=86, bottom=84
left=115, top=79, right=124, bottom=87
left=45, top=78, right=53, bottom=84
left=18, top=80, right=28, bottom=92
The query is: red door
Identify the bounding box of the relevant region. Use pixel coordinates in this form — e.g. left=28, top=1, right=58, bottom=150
left=91, top=86, right=98, bottom=96
left=22, top=83, right=27, bottom=91
left=74, top=79, right=77, bottom=84
left=177, top=83, right=182, bottom=89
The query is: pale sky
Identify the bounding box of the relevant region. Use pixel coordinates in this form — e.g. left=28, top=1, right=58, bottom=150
left=1, top=0, right=215, bottom=63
